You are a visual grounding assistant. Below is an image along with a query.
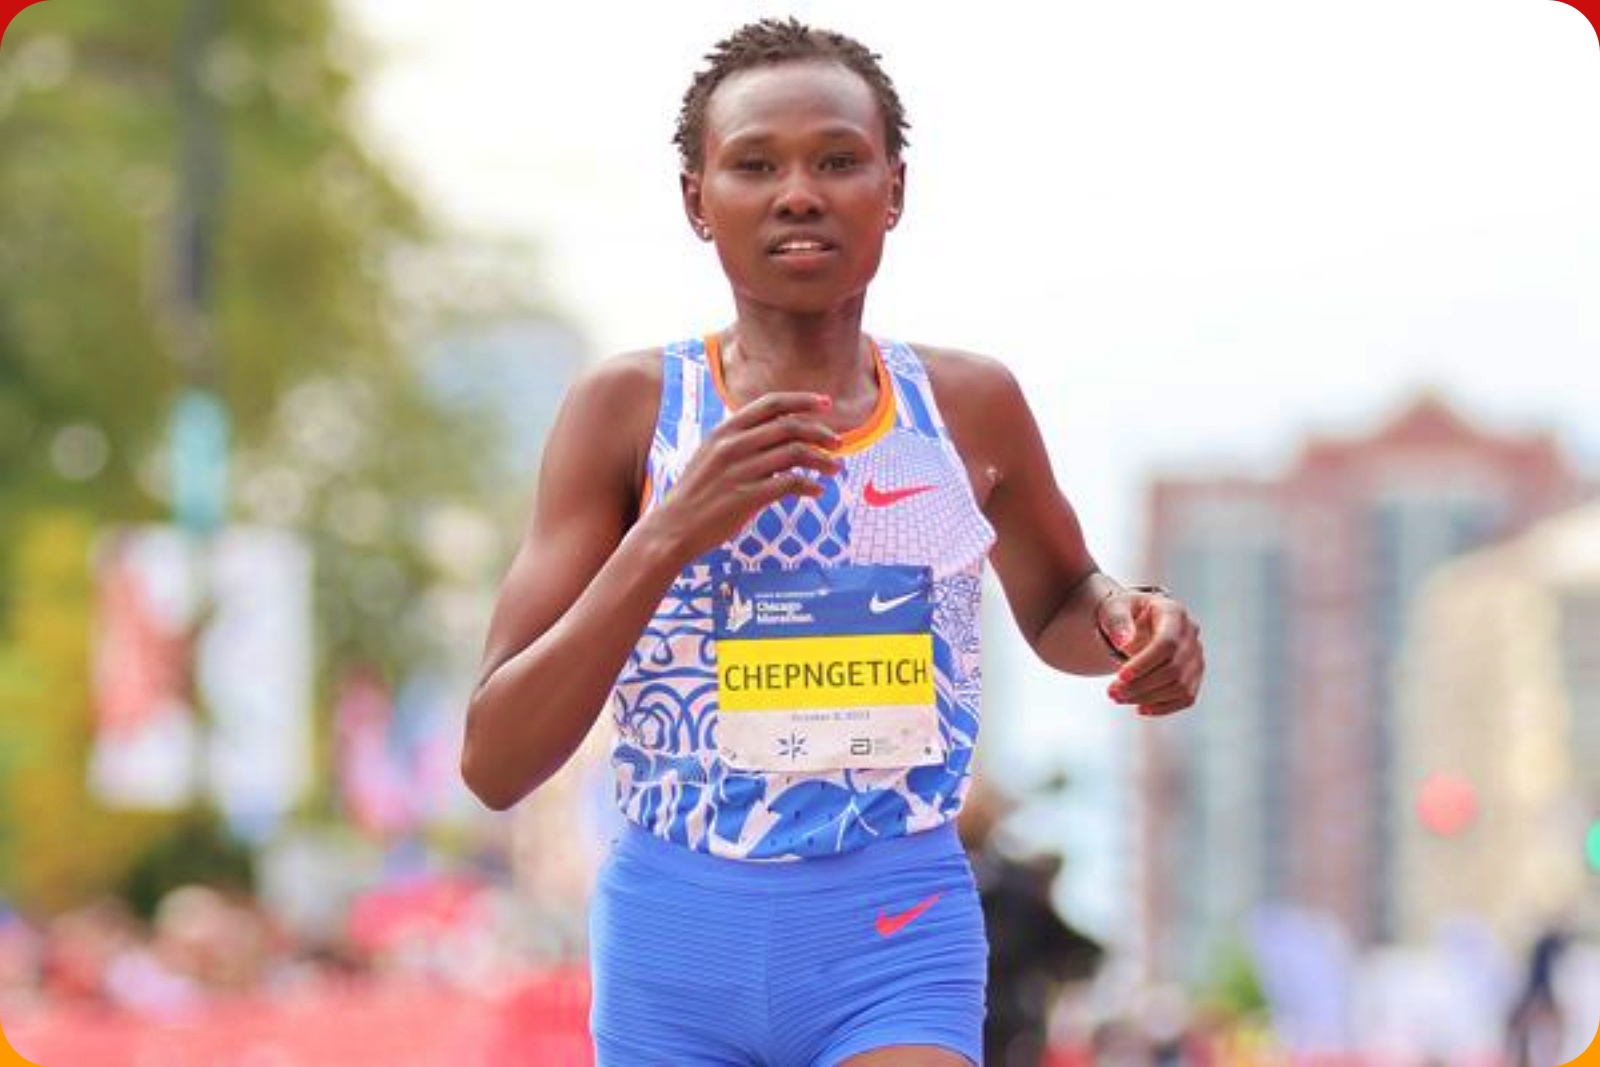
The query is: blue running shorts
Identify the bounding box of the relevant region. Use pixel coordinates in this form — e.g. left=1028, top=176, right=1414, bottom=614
left=589, top=821, right=987, bottom=1066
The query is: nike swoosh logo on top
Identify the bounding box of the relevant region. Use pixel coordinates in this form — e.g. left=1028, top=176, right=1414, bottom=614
left=874, top=893, right=942, bottom=938
left=868, top=590, right=920, bottom=615
left=862, top=481, right=936, bottom=507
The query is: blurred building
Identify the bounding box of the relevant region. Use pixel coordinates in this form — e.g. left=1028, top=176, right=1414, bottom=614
left=424, top=317, right=587, bottom=481
left=1395, top=499, right=1600, bottom=947
left=1137, top=394, right=1583, bottom=982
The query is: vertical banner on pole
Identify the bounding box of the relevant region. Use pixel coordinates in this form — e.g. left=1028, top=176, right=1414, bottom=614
left=89, top=528, right=202, bottom=808
left=198, top=527, right=314, bottom=841
left=90, top=526, right=313, bottom=832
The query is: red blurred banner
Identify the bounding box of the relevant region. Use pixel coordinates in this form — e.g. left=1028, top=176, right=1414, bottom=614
left=4, top=972, right=594, bottom=1067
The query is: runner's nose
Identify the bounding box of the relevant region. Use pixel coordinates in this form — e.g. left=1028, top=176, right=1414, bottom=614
left=774, top=173, right=824, bottom=220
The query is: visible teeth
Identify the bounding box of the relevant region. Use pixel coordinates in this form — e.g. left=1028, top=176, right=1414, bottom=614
left=777, top=241, right=825, bottom=252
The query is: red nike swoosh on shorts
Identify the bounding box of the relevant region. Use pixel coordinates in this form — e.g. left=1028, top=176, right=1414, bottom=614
left=862, top=481, right=935, bottom=507
left=874, top=893, right=942, bottom=937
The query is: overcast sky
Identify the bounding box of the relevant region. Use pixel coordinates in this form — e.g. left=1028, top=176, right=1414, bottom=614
left=339, top=0, right=1600, bottom=930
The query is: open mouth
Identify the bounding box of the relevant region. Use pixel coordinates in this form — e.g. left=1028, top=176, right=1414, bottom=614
left=768, top=236, right=836, bottom=256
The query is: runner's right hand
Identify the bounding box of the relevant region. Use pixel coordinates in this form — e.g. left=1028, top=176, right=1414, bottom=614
left=646, top=392, right=842, bottom=561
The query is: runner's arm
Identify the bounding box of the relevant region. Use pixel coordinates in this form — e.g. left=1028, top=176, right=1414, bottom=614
left=461, top=354, right=679, bottom=810
left=930, top=349, right=1203, bottom=710
left=462, top=356, right=844, bottom=809
left=942, top=356, right=1125, bottom=676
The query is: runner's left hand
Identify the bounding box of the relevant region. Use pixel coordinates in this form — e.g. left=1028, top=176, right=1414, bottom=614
left=1097, top=590, right=1204, bottom=717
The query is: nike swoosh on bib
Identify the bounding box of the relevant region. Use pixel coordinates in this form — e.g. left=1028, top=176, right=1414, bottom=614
left=875, top=893, right=942, bottom=937
left=868, top=590, right=921, bottom=615
left=862, top=481, right=935, bottom=507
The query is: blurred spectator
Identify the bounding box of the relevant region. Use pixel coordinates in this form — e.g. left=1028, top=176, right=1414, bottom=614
left=1088, top=1017, right=1151, bottom=1067
left=961, top=780, right=1105, bottom=1067
left=1506, top=925, right=1569, bottom=1067
left=0, top=907, right=43, bottom=1014
left=151, top=885, right=278, bottom=993
left=38, top=899, right=140, bottom=1007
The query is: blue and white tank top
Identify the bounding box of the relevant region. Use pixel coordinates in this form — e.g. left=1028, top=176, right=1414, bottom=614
left=607, top=334, right=995, bottom=860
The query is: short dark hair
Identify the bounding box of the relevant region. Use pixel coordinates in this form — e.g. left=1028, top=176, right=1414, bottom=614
left=673, top=18, right=911, bottom=173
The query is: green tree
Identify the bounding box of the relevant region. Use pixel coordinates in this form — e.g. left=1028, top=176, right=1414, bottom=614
left=0, top=1, right=500, bottom=594
left=1198, top=935, right=1270, bottom=1023
left=0, top=513, right=178, bottom=913
left=0, top=2, right=558, bottom=908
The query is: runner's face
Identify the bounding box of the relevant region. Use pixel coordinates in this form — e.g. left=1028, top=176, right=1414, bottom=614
left=684, top=60, right=905, bottom=315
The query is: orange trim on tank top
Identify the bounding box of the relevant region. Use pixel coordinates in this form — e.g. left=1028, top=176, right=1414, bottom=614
left=704, top=332, right=895, bottom=456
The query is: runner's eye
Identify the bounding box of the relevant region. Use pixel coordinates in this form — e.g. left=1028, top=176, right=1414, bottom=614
left=820, top=154, right=858, bottom=172
left=734, top=158, right=774, bottom=173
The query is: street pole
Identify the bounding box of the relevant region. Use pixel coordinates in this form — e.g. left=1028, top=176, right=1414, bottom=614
left=171, top=0, right=227, bottom=537
left=171, top=0, right=229, bottom=816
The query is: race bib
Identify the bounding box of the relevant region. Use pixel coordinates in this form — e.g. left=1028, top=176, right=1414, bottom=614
left=712, top=564, right=944, bottom=772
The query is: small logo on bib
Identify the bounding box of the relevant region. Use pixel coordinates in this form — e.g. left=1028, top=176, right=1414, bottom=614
left=868, top=590, right=921, bottom=615
left=726, top=586, right=754, bottom=633
left=777, top=732, right=807, bottom=761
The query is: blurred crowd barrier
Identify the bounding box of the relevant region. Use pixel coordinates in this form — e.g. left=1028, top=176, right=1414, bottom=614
left=0, top=872, right=602, bottom=1066
left=4, top=970, right=593, bottom=1066
left=4, top=893, right=1590, bottom=1067
left=7, top=994, right=1575, bottom=1067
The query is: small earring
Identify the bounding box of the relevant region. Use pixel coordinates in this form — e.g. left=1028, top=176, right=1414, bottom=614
left=697, top=224, right=712, bottom=240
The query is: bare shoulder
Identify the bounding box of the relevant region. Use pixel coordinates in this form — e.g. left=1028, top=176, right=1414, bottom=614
left=543, top=347, right=664, bottom=506
left=559, top=348, right=663, bottom=440
left=908, top=343, right=1021, bottom=404
left=901, top=343, right=1034, bottom=495
left=567, top=347, right=662, bottom=409
left=904, top=343, right=1030, bottom=437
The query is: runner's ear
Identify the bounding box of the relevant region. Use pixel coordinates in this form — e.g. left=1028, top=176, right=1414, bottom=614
left=681, top=171, right=711, bottom=241
left=887, top=160, right=906, bottom=231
